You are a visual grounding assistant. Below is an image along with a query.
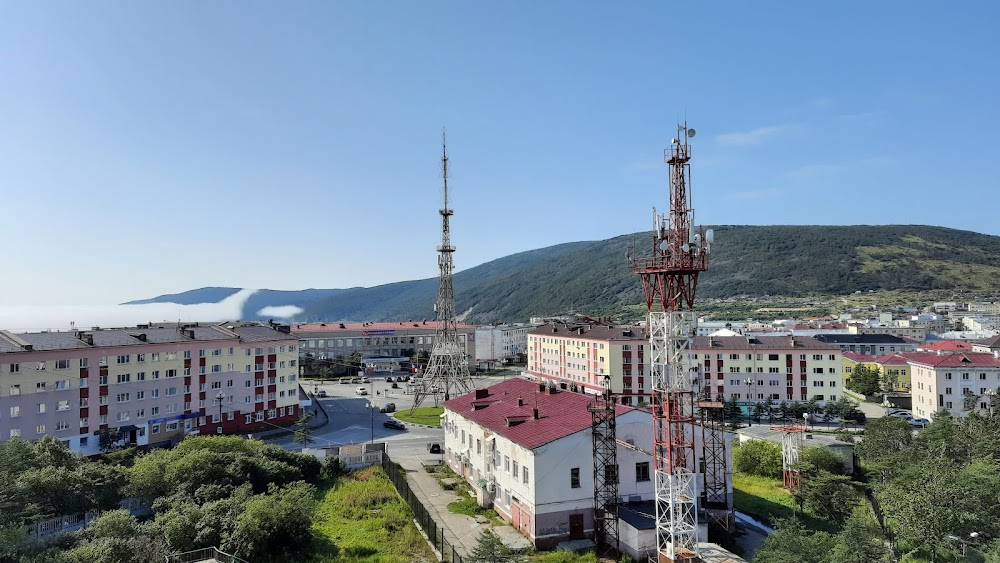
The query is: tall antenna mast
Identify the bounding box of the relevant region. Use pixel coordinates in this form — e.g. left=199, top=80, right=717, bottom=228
left=412, top=129, right=474, bottom=411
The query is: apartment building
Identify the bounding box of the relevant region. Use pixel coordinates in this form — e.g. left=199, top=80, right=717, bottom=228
left=526, top=323, right=648, bottom=405
left=909, top=352, right=1000, bottom=420
left=0, top=322, right=301, bottom=456
left=292, top=321, right=475, bottom=366
left=814, top=334, right=918, bottom=355
left=973, top=335, right=1000, bottom=354
left=474, top=323, right=538, bottom=365
left=849, top=325, right=928, bottom=343
left=693, top=336, right=843, bottom=407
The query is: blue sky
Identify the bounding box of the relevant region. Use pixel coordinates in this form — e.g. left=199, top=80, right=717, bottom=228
left=1, top=1, right=997, bottom=306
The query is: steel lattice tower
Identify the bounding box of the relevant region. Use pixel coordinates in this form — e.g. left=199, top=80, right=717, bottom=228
left=412, top=132, right=474, bottom=411
left=589, top=373, right=620, bottom=558
left=628, top=123, right=712, bottom=563
left=699, top=391, right=732, bottom=537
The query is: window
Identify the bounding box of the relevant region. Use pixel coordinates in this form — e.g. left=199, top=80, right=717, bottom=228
left=151, top=389, right=160, bottom=398
left=116, top=393, right=130, bottom=402
left=35, top=361, right=46, bottom=371
left=166, top=421, right=179, bottom=431
left=570, top=467, right=581, bottom=488
left=57, top=400, right=70, bottom=411
left=166, top=369, right=177, bottom=378
left=80, top=436, right=88, bottom=446
left=8, top=363, right=19, bottom=373
left=523, top=466, right=529, bottom=485
left=117, top=373, right=130, bottom=383
left=211, top=381, right=222, bottom=389
left=137, top=372, right=145, bottom=381
left=9, top=384, right=20, bottom=395
left=35, top=381, right=46, bottom=392
left=245, top=414, right=253, bottom=424
left=10, top=406, right=20, bottom=417
left=812, top=354, right=823, bottom=361
left=116, top=355, right=130, bottom=364
left=137, top=409, right=145, bottom=418
left=636, top=462, right=650, bottom=482
left=55, top=359, right=70, bottom=370
left=37, top=403, right=46, bottom=414
left=512, top=460, right=518, bottom=477
left=504, top=455, right=510, bottom=472
left=36, top=424, right=45, bottom=434
left=212, top=348, right=222, bottom=356
left=151, top=407, right=160, bottom=416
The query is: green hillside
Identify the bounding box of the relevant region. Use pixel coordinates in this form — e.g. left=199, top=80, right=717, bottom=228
left=300, top=225, right=1000, bottom=323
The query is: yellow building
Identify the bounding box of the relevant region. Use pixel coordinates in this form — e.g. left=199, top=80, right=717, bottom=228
left=842, top=352, right=911, bottom=391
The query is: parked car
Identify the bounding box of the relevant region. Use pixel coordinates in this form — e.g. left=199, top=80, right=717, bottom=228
left=350, top=377, right=361, bottom=384
left=380, top=403, right=396, bottom=413
left=317, top=390, right=328, bottom=398
left=908, top=417, right=930, bottom=427
left=887, top=411, right=912, bottom=419
left=384, top=419, right=406, bottom=430
left=339, top=377, right=351, bottom=384
left=427, top=443, right=442, bottom=454
left=361, top=377, right=371, bottom=384
left=355, top=387, right=368, bottom=396
left=385, top=376, right=394, bottom=383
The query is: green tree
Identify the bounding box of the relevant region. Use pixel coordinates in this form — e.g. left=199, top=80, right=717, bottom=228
left=800, top=446, right=847, bottom=475
left=855, top=417, right=912, bottom=482
left=829, top=513, right=890, bottom=563
left=846, top=365, right=881, bottom=396
left=226, top=482, right=317, bottom=562
left=794, top=469, right=859, bottom=525
left=752, top=518, right=837, bottom=563
left=732, top=440, right=783, bottom=479
left=292, top=412, right=315, bottom=448
left=467, top=528, right=527, bottom=563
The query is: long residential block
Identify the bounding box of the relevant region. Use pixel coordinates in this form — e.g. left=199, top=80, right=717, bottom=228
left=0, top=322, right=302, bottom=456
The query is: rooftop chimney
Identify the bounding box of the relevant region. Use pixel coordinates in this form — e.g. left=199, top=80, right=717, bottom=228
left=539, top=383, right=546, bottom=393
left=517, top=398, right=524, bottom=407
left=533, top=408, right=539, bottom=419
left=474, top=388, right=489, bottom=400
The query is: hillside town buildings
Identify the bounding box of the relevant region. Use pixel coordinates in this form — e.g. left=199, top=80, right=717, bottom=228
left=813, top=333, right=918, bottom=355
left=0, top=322, right=302, bottom=456
left=909, top=352, right=1000, bottom=420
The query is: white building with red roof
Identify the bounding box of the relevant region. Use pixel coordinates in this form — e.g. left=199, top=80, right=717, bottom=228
left=908, top=352, right=1000, bottom=420
left=441, top=378, right=729, bottom=551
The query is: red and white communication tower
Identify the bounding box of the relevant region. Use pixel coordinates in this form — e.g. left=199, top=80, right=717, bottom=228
left=629, top=123, right=713, bottom=563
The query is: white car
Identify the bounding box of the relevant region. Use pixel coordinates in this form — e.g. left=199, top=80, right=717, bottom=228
left=887, top=411, right=912, bottom=419
left=355, top=387, right=368, bottom=396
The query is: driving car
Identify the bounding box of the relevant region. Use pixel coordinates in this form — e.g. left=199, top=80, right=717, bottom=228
left=908, top=417, right=930, bottom=427
left=887, top=411, right=912, bottom=418
left=317, top=390, right=328, bottom=398
left=355, top=387, right=368, bottom=396
left=383, top=419, right=405, bottom=430
left=379, top=403, right=396, bottom=413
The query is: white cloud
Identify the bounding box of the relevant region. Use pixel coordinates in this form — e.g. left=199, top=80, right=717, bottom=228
left=0, top=289, right=258, bottom=332
left=256, top=305, right=305, bottom=319
left=716, top=124, right=798, bottom=146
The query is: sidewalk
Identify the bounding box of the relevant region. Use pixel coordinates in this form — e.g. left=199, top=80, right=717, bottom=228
left=395, top=456, right=531, bottom=559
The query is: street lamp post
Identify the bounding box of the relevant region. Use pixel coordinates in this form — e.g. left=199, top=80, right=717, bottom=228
left=368, top=401, right=375, bottom=444
left=215, top=390, right=225, bottom=435
left=744, top=378, right=756, bottom=427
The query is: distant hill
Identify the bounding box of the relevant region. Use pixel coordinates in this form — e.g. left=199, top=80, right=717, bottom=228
left=126, top=225, right=1000, bottom=323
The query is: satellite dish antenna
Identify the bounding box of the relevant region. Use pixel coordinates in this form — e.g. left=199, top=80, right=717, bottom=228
left=682, top=243, right=690, bottom=253
left=687, top=128, right=696, bottom=138
left=659, top=240, right=669, bottom=251
left=706, top=229, right=715, bottom=244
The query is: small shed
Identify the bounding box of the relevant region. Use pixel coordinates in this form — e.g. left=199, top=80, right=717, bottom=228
left=736, top=426, right=855, bottom=474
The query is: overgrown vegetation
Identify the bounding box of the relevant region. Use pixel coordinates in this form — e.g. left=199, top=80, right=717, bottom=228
left=0, top=436, right=433, bottom=563
left=753, top=413, right=1000, bottom=562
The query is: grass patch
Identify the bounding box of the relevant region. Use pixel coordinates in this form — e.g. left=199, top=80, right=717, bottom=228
left=733, top=473, right=838, bottom=533
left=308, top=465, right=436, bottom=562
left=423, top=463, right=501, bottom=522
left=395, top=406, right=444, bottom=427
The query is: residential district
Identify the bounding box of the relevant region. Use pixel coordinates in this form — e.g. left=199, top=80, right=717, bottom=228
left=1, top=299, right=999, bottom=562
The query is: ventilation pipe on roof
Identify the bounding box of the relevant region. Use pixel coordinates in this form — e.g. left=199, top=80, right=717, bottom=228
left=533, top=408, right=539, bottom=419
left=517, top=398, right=524, bottom=407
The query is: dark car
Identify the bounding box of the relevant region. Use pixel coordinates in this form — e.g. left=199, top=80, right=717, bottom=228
left=385, top=376, right=394, bottom=382
left=379, top=403, right=396, bottom=413
left=383, top=419, right=405, bottom=430
left=427, top=442, right=441, bottom=454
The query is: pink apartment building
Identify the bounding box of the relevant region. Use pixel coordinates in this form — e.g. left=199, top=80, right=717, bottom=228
left=0, top=322, right=303, bottom=456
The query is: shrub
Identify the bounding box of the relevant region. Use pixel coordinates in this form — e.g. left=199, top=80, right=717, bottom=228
left=732, top=440, right=783, bottom=478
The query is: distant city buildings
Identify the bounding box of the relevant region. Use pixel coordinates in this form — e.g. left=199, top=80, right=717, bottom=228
left=0, top=322, right=302, bottom=456
left=474, top=323, right=538, bottom=367
left=813, top=333, right=918, bottom=355
left=291, top=321, right=475, bottom=367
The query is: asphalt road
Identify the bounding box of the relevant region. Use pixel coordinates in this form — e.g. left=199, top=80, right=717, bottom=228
left=270, top=372, right=513, bottom=455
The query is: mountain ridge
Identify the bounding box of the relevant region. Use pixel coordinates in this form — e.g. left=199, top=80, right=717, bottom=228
left=125, top=225, right=1000, bottom=323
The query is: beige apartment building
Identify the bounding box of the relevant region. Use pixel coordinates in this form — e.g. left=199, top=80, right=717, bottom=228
left=526, top=325, right=844, bottom=408
left=909, top=351, right=1000, bottom=420
left=0, top=322, right=302, bottom=456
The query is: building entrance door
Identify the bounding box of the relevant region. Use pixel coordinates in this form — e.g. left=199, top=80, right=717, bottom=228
left=569, top=514, right=584, bottom=540
left=511, top=498, right=520, bottom=529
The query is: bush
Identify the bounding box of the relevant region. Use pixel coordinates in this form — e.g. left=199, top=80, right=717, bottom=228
left=732, top=440, right=783, bottom=478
